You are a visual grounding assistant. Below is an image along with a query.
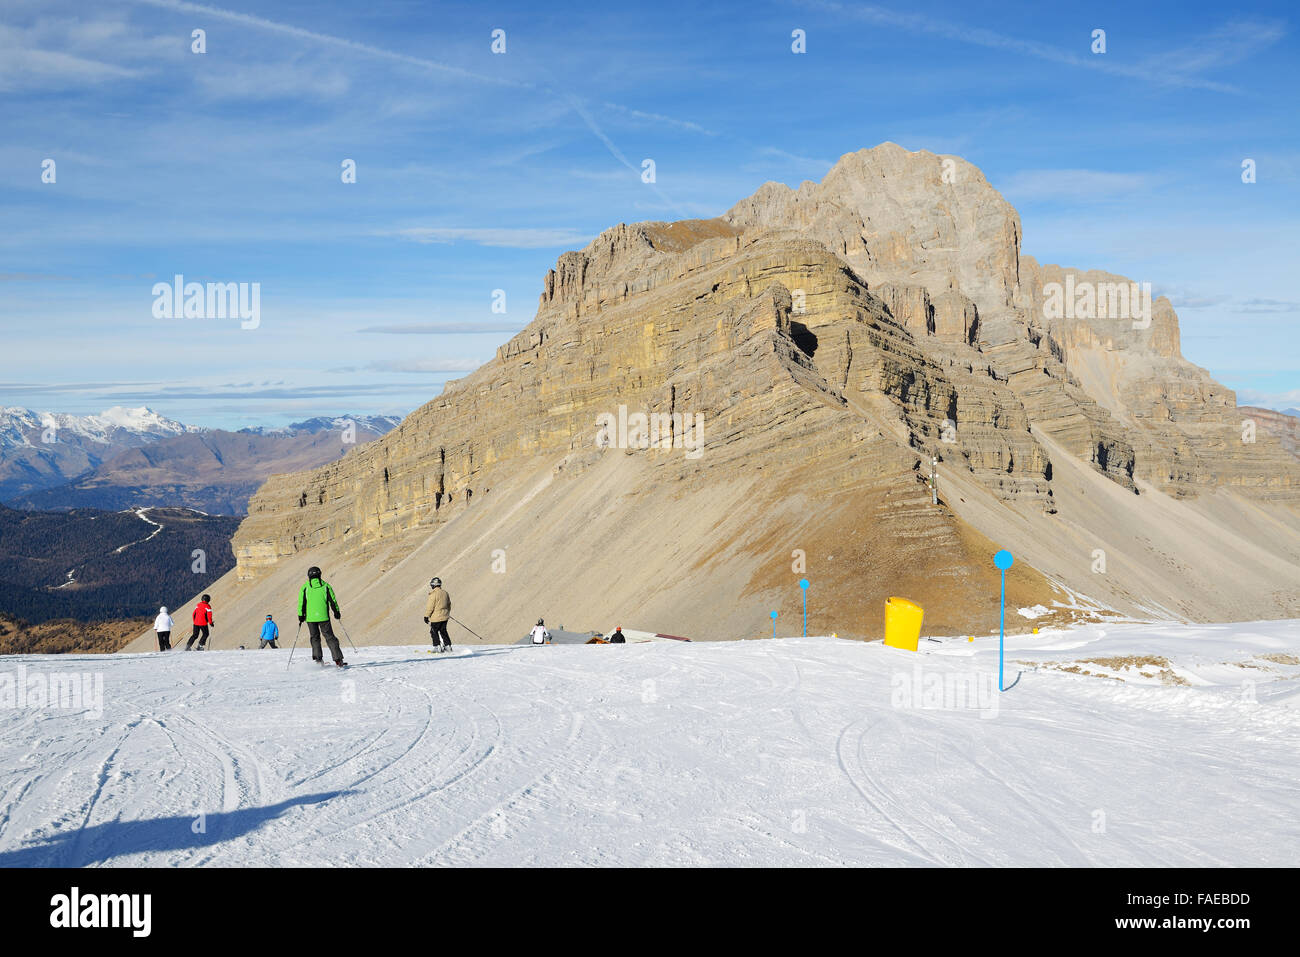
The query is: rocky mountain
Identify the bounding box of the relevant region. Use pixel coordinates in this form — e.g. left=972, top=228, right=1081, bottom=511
left=0, top=504, right=239, bottom=624
left=1238, top=406, right=1300, bottom=460
left=0, top=406, right=197, bottom=503
left=2, top=409, right=402, bottom=514
left=125, top=144, right=1300, bottom=653
left=239, top=414, right=403, bottom=437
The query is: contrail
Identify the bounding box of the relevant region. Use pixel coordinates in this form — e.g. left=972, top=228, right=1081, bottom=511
left=795, top=0, right=1265, bottom=94
left=125, top=0, right=711, bottom=207
left=126, top=0, right=530, bottom=88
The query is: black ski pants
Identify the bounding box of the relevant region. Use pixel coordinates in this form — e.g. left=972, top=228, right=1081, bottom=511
left=307, top=619, right=343, bottom=663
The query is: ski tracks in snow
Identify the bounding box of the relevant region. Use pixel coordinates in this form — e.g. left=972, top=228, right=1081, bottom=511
left=2, top=631, right=1298, bottom=866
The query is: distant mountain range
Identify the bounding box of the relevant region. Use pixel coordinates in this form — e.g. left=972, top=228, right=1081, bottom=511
left=0, top=504, right=240, bottom=625
left=0, top=407, right=402, bottom=514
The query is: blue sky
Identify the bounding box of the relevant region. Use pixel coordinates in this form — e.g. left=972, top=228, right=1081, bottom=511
left=2, top=0, right=1297, bottom=428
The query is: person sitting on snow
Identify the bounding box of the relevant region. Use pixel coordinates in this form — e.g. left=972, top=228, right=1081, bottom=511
left=530, top=618, right=551, bottom=645
left=609, top=626, right=626, bottom=644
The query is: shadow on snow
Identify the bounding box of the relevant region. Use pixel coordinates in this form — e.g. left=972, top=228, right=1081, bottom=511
left=0, top=790, right=353, bottom=867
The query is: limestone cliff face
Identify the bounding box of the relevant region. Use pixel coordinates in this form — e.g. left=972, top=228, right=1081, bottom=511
left=215, top=144, right=1300, bottom=644
left=1239, top=407, right=1300, bottom=460
left=723, top=143, right=1295, bottom=503
left=725, top=143, right=1023, bottom=321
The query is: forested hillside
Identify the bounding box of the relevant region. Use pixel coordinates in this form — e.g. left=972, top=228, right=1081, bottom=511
left=0, top=505, right=238, bottom=624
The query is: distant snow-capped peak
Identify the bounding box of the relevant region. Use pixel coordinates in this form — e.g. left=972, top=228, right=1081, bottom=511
left=238, top=414, right=403, bottom=437
left=0, top=407, right=402, bottom=449
left=0, top=406, right=200, bottom=448
left=95, top=406, right=195, bottom=434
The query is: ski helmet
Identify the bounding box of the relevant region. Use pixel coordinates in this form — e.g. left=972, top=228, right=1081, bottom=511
left=202, top=594, right=211, bottom=602
left=430, top=577, right=442, bottom=588
left=159, top=606, right=168, bottom=614
left=307, top=566, right=322, bottom=580
left=537, top=618, right=545, bottom=626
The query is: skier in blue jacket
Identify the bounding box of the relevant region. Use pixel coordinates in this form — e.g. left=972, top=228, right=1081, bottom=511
left=259, top=614, right=280, bottom=649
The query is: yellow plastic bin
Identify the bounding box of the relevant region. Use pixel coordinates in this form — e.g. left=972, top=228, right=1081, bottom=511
left=884, top=597, right=924, bottom=651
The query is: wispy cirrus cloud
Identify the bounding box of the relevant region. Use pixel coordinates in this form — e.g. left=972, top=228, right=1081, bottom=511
left=1153, top=288, right=1231, bottom=310
left=195, top=62, right=352, bottom=101
left=795, top=1, right=1282, bottom=93
left=383, top=226, right=592, bottom=248
left=1140, top=19, right=1288, bottom=81
left=328, top=359, right=483, bottom=374
left=754, top=147, right=835, bottom=178
left=358, top=322, right=523, bottom=335
left=1238, top=298, right=1300, bottom=314
left=0, top=24, right=144, bottom=91
left=0, top=380, right=423, bottom=401
left=124, top=0, right=527, bottom=88
left=999, top=169, right=1158, bottom=201
left=1235, top=389, right=1300, bottom=411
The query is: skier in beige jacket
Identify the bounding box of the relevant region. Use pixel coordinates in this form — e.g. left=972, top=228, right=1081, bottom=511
left=423, top=577, right=452, bottom=653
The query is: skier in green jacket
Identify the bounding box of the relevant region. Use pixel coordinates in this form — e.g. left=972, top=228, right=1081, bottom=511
left=298, top=566, right=346, bottom=667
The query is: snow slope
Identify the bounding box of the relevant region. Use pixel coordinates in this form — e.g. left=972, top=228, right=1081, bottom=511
left=1, top=621, right=1297, bottom=867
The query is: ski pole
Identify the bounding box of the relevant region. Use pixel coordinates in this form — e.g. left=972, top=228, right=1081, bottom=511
left=286, top=620, right=303, bottom=671
left=449, top=615, right=487, bottom=641
left=337, top=621, right=359, bottom=654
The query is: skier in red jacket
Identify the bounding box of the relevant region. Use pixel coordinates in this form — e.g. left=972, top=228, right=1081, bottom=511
left=186, top=594, right=214, bottom=651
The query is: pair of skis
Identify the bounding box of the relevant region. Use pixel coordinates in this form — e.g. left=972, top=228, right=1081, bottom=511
left=286, top=619, right=356, bottom=671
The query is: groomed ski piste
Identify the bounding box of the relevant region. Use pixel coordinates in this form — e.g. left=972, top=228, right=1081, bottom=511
left=1, top=620, right=1297, bottom=867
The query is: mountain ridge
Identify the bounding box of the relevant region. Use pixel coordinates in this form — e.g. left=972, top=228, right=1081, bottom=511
left=0, top=407, right=403, bottom=513
left=125, top=143, right=1300, bottom=652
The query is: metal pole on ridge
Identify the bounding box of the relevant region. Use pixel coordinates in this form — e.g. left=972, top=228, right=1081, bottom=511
left=799, top=578, right=809, bottom=636
left=994, top=550, right=1014, bottom=692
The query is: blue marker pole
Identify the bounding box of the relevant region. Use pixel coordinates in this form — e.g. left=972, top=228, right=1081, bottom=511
left=799, top=579, right=809, bottom=636
left=994, top=550, right=1014, bottom=692
left=770, top=610, right=778, bottom=639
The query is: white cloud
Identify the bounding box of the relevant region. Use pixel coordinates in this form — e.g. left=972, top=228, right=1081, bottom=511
left=0, top=26, right=143, bottom=91
left=998, top=169, right=1155, bottom=202
left=196, top=63, right=351, bottom=101
left=386, top=227, right=592, bottom=249
left=796, top=1, right=1269, bottom=93
left=328, top=359, right=484, bottom=374
left=1237, top=299, right=1300, bottom=313
left=1234, top=389, right=1300, bottom=412
left=358, top=322, right=523, bottom=335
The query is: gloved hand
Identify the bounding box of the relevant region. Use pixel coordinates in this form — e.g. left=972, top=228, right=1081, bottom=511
left=423, top=617, right=429, bottom=624
left=334, top=612, right=341, bottom=620
left=298, top=615, right=305, bottom=623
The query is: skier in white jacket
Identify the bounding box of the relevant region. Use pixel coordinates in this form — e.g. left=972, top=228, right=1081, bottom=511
left=529, top=618, right=551, bottom=645
left=153, top=606, right=174, bottom=651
